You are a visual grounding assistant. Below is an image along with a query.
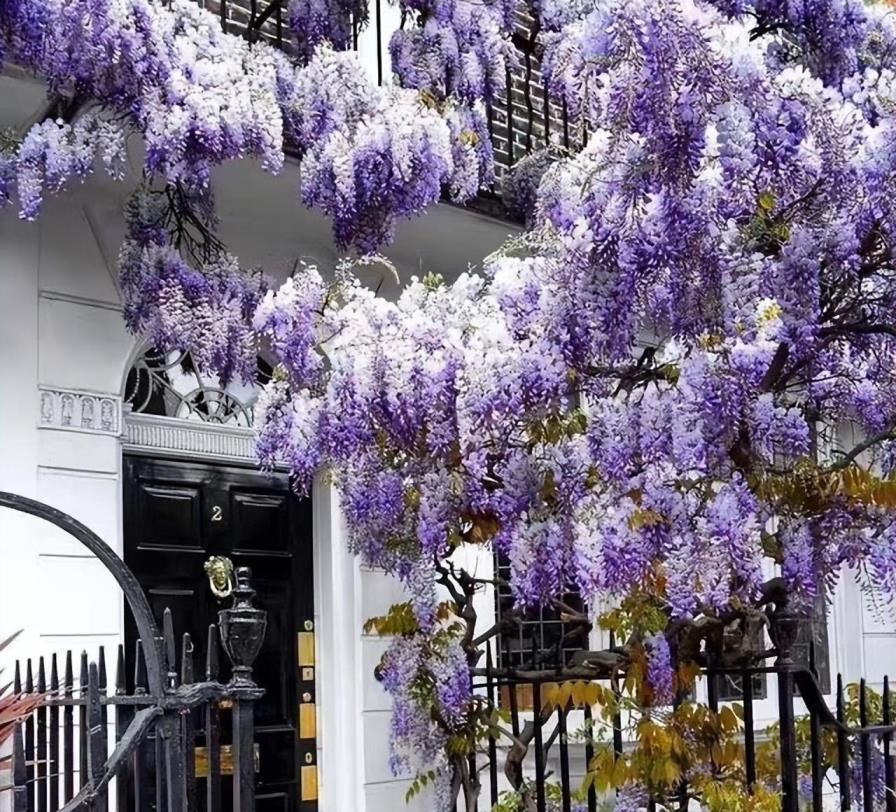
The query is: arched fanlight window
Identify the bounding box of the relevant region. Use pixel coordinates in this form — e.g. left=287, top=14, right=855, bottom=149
left=124, top=349, right=272, bottom=427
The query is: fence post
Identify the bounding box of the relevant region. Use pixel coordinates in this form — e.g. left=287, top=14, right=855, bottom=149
left=13, top=722, right=27, bottom=812
left=773, top=598, right=802, bottom=812
left=87, top=661, right=109, bottom=812
left=219, top=567, right=267, bottom=812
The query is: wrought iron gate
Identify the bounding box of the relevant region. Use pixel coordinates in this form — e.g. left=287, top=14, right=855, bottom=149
left=0, top=491, right=267, bottom=812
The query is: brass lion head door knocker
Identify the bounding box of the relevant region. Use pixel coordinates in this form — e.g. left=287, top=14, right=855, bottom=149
left=204, top=555, right=235, bottom=599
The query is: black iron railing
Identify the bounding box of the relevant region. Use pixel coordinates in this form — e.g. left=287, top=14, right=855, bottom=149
left=9, top=586, right=266, bottom=812
left=471, top=629, right=896, bottom=812
left=1, top=492, right=267, bottom=812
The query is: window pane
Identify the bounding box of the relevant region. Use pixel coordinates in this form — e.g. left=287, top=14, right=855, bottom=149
left=494, top=552, right=589, bottom=671
left=715, top=671, right=768, bottom=702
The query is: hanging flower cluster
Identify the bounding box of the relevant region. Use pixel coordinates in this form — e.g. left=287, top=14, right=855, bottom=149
left=445, top=104, right=494, bottom=201
left=282, top=47, right=495, bottom=249
left=644, top=634, right=675, bottom=707
left=119, top=185, right=267, bottom=384
left=285, top=51, right=448, bottom=250
left=389, top=0, right=514, bottom=103
left=287, top=0, right=366, bottom=59
left=0, top=0, right=495, bottom=247
left=1, top=0, right=286, bottom=188
left=501, top=146, right=562, bottom=225
left=12, top=112, right=127, bottom=219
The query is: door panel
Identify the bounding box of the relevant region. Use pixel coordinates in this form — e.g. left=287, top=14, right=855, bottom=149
left=137, top=483, right=204, bottom=548
left=123, top=455, right=317, bottom=811
left=231, top=491, right=290, bottom=553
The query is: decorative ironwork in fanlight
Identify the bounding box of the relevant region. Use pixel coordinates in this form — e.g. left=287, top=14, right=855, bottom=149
left=124, top=348, right=272, bottom=427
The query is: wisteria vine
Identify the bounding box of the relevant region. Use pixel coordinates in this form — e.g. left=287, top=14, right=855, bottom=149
left=8, top=0, right=896, bottom=808
left=249, top=0, right=896, bottom=804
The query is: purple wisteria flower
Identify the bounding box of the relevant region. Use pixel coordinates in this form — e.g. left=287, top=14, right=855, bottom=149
left=645, top=633, right=675, bottom=706
left=287, top=0, right=365, bottom=58
left=0, top=0, right=494, bottom=249
left=119, top=186, right=267, bottom=385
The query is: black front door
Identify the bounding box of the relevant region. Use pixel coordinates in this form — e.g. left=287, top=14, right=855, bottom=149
left=123, top=455, right=317, bottom=812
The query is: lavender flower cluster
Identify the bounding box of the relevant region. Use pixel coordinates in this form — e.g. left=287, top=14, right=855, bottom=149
left=0, top=0, right=494, bottom=248
left=1, top=0, right=286, bottom=195
left=645, top=634, right=675, bottom=707
left=389, top=0, right=513, bottom=103
left=14, top=113, right=127, bottom=219
left=119, top=186, right=267, bottom=384
left=287, top=50, right=453, bottom=250
left=287, top=0, right=365, bottom=58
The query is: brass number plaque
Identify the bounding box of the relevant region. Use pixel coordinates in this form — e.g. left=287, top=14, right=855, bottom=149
left=299, top=702, right=316, bottom=739
left=297, top=631, right=315, bottom=667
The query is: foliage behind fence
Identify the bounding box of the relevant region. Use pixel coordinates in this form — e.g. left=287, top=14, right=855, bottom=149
left=466, top=638, right=896, bottom=812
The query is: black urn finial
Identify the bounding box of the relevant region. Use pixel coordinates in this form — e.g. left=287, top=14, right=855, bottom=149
left=771, top=597, right=802, bottom=666
left=218, top=567, right=267, bottom=689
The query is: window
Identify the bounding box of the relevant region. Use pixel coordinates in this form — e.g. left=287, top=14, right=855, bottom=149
left=714, top=619, right=770, bottom=702
left=715, top=670, right=769, bottom=702
left=714, top=592, right=831, bottom=701
left=793, top=592, right=832, bottom=695
left=494, top=552, right=590, bottom=671
left=125, top=348, right=272, bottom=427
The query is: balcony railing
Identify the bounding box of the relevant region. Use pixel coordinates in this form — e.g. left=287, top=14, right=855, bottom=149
left=204, top=0, right=585, bottom=221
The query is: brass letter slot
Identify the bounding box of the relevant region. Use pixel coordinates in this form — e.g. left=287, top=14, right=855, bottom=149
left=301, top=764, right=318, bottom=801
left=194, top=744, right=260, bottom=778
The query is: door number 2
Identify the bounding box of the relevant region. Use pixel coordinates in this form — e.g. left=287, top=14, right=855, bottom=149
left=211, top=505, right=223, bottom=522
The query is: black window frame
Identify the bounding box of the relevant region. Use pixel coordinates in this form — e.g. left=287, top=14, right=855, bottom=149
left=494, top=551, right=590, bottom=672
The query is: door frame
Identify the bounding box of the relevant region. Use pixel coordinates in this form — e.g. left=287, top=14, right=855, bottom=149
left=122, top=453, right=314, bottom=809
left=121, top=410, right=367, bottom=812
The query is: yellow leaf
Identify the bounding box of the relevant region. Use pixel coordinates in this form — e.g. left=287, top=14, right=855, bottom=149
left=663, top=759, right=681, bottom=786
left=572, top=681, right=597, bottom=708
left=725, top=739, right=741, bottom=764
left=612, top=757, right=629, bottom=788
left=720, top=705, right=741, bottom=734
left=556, top=681, right=573, bottom=709
left=585, top=682, right=601, bottom=707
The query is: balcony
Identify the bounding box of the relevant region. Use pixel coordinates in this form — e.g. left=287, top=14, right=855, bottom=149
left=0, top=0, right=574, bottom=288
left=202, top=0, right=585, bottom=222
